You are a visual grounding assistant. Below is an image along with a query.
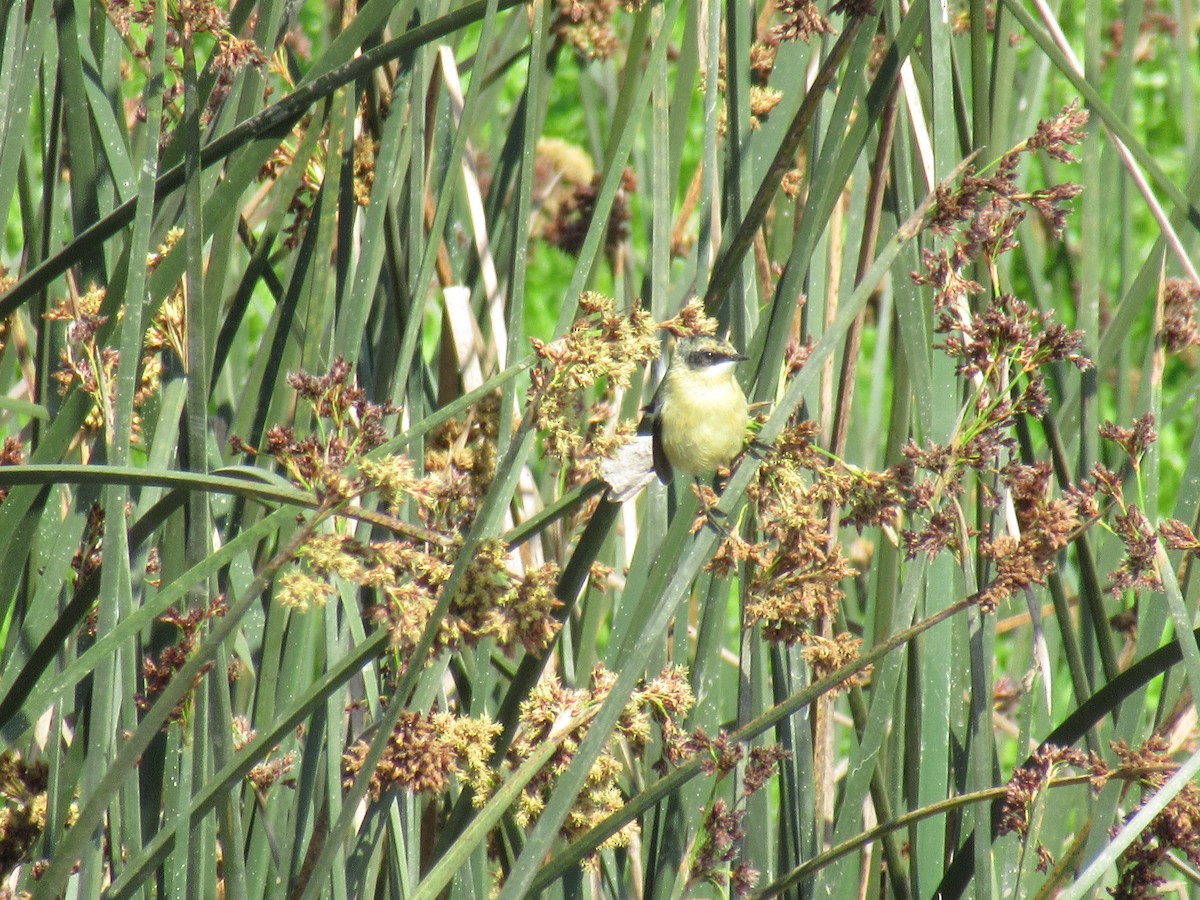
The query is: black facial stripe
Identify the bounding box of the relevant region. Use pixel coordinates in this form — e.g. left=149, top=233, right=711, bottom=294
left=686, top=348, right=733, bottom=367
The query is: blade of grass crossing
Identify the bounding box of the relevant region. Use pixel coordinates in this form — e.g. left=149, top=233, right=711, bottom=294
left=385, top=41, right=428, bottom=409
left=0, top=0, right=53, bottom=230
left=499, top=0, right=550, bottom=450
left=693, top=0, right=721, bottom=285
left=302, top=87, right=353, bottom=373
left=321, top=593, right=350, bottom=900
left=647, top=1, right=671, bottom=326
left=741, top=637, right=775, bottom=884
left=1155, top=545, right=1200, bottom=731
left=279, top=601, right=328, bottom=890
left=771, top=643, right=813, bottom=880
left=966, top=604, right=996, bottom=898
left=720, top=0, right=757, bottom=341
left=1075, top=0, right=1103, bottom=654
left=986, top=3, right=1018, bottom=154
left=161, top=727, right=193, bottom=899
left=209, top=639, right=250, bottom=900
left=332, top=55, right=418, bottom=366
left=665, top=0, right=700, bottom=217
left=0, top=492, right=86, bottom=680
left=190, top=706, right=219, bottom=899
left=55, top=0, right=103, bottom=282
left=1059, top=746, right=1200, bottom=900
left=829, top=561, right=928, bottom=889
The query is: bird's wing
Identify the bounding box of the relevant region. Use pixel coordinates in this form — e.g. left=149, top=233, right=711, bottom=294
left=637, top=378, right=663, bottom=436
left=650, top=413, right=673, bottom=483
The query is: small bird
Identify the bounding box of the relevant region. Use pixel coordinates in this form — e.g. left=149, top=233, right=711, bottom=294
left=642, top=334, right=749, bottom=484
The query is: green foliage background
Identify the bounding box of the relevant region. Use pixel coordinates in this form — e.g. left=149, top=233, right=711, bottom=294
left=1, top=0, right=1199, bottom=897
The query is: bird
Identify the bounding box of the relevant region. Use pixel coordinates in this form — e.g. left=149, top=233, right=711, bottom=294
left=641, top=334, right=749, bottom=484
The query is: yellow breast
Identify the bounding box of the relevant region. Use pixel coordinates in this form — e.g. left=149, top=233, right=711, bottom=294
left=658, top=364, right=748, bottom=476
